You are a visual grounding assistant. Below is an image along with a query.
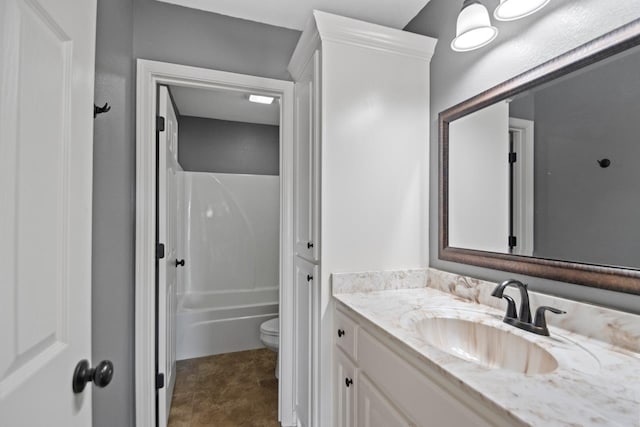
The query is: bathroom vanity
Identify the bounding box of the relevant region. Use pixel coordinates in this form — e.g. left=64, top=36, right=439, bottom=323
left=333, top=304, right=502, bottom=427
left=332, top=269, right=640, bottom=427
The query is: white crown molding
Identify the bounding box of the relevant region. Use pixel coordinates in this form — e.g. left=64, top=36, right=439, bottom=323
left=314, top=11, right=437, bottom=60
left=288, top=10, right=438, bottom=80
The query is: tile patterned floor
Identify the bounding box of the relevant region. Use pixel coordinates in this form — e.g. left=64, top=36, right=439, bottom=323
left=168, top=349, right=279, bottom=427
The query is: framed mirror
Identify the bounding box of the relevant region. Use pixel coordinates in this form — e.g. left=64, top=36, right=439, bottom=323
left=439, top=18, right=640, bottom=294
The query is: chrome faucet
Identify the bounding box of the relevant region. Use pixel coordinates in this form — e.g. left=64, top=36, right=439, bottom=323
left=491, top=279, right=566, bottom=336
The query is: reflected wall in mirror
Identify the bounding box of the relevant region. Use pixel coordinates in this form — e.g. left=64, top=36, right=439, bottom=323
left=440, top=19, right=640, bottom=294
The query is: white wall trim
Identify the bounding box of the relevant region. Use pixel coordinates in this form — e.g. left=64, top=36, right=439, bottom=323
left=288, top=10, right=437, bottom=80
left=135, top=59, right=295, bottom=427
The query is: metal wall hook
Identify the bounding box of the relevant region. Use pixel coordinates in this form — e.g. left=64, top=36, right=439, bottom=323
left=94, top=102, right=111, bottom=118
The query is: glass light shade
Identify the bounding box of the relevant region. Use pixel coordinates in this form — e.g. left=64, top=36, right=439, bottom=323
left=451, top=1, right=498, bottom=52
left=494, top=0, right=551, bottom=21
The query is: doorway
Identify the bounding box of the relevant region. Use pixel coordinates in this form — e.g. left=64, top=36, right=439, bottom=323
left=135, top=60, right=295, bottom=427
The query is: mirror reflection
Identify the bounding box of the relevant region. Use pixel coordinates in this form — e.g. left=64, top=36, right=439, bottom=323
left=448, top=44, right=640, bottom=270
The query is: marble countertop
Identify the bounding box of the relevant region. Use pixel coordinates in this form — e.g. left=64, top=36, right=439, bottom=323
left=334, top=284, right=640, bottom=426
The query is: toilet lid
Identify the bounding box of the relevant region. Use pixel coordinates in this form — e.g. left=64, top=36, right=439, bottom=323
left=260, top=318, right=279, bottom=335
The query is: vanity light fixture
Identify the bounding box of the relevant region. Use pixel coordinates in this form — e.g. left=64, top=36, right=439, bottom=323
left=248, top=94, right=275, bottom=104
left=451, top=0, right=498, bottom=52
left=494, top=0, right=551, bottom=21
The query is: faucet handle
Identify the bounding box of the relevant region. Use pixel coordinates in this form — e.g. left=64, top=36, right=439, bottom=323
left=533, top=306, right=566, bottom=335
left=501, top=295, right=517, bottom=319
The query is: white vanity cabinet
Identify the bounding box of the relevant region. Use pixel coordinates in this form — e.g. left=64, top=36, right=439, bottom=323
left=295, top=257, right=318, bottom=427
left=358, top=375, right=411, bottom=427
left=291, top=44, right=321, bottom=426
left=335, top=349, right=357, bottom=427
left=288, top=10, right=437, bottom=426
left=334, top=304, right=499, bottom=427
left=293, top=50, right=320, bottom=263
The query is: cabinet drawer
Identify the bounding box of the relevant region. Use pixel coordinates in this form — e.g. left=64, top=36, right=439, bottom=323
left=335, top=309, right=358, bottom=361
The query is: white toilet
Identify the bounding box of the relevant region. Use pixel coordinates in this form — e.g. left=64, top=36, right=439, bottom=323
left=260, top=317, right=279, bottom=378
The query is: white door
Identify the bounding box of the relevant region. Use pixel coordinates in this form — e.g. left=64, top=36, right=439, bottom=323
left=294, top=257, right=316, bottom=427
left=157, top=85, right=180, bottom=425
left=294, top=51, right=320, bottom=262
left=0, top=0, right=97, bottom=425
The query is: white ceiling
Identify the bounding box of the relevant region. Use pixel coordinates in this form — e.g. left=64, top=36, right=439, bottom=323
left=156, top=0, right=430, bottom=31
left=170, top=85, right=280, bottom=126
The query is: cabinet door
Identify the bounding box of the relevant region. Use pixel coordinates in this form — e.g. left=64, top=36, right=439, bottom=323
left=336, top=350, right=357, bottom=427
left=294, top=258, right=317, bottom=427
left=358, top=329, right=489, bottom=427
left=294, top=50, right=320, bottom=261
left=358, top=375, right=411, bottom=427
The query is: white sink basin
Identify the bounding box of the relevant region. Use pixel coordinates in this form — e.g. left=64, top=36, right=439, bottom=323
left=415, top=317, right=558, bottom=375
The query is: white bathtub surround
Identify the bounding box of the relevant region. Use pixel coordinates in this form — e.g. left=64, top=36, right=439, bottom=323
left=332, top=269, right=640, bottom=426
left=176, top=289, right=278, bottom=361
left=177, top=172, right=280, bottom=360
left=332, top=269, right=428, bottom=294
left=180, top=172, right=280, bottom=294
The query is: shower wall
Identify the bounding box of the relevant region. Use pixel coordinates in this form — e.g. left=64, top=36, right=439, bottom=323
left=177, top=171, right=280, bottom=359
left=181, top=171, right=280, bottom=294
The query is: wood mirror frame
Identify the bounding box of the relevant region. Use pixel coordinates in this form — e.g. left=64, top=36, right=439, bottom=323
left=439, top=18, right=640, bottom=295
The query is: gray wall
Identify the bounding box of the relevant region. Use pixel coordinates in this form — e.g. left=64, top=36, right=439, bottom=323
left=92, top=0, right=135, bottom=426
left=179, top=116, right=280, bottom=175
left=93, top=1, right=299, bottom=425
left=405, top=0, right=640, bottom=314
left=133, top=0, right=300, bottom=80
left=531, top=49, right=640, bottom=268
left=509, top=94, right=534, bottom=120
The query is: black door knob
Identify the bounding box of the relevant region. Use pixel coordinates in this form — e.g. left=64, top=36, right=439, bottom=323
left=345, top=377, right=353, bottom=387
left=175, top=259, right=185, bottom=267
left=307, top=242, right=314, bottom=249
left=306, top=274, right=313, bottom=282
left=72, top=359, right=114, bottom=393
left=337, top=329, right=345, bottom=337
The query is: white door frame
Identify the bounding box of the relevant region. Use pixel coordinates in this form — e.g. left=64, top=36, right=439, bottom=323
left=509, top=117, right=535, bottom=256
left=135, top=59, right=295, bottom=427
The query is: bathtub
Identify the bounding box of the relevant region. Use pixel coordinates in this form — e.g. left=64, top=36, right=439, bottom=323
left=176, top=288, right=278, bottom=361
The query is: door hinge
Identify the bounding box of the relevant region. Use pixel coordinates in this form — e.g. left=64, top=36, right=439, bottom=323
left=508, top=152, right=517, bottom=164
left=156, top=373, right=165, bottom=389
left=509, top=235, right=517, bottom=248
left=156, top=243, right=165, bottom=259
left=156, top=116, right=165, bottom=132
